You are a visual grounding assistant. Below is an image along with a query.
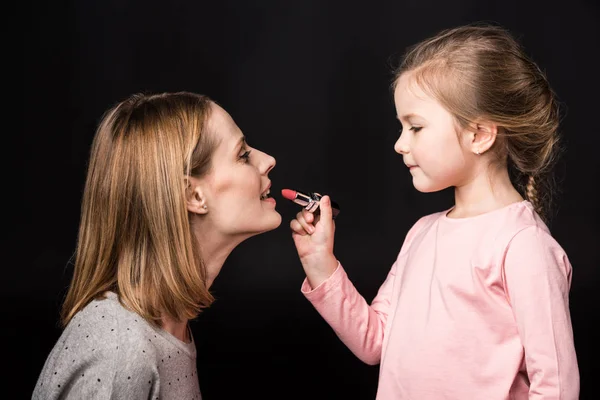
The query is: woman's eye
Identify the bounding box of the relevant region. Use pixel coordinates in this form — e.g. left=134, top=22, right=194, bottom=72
left=239, top=150, right=251, bottom=162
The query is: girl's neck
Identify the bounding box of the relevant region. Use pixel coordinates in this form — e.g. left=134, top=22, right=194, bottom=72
left=450, top=165, right=523, bottom=219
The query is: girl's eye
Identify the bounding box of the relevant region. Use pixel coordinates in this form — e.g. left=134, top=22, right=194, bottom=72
left=410, top=126, right=422, bottom=133
left=239, top=150, right=251, bottom=163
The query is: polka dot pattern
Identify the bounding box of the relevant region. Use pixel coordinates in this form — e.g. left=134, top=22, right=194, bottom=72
left=32, top=292, right=202, bottom=399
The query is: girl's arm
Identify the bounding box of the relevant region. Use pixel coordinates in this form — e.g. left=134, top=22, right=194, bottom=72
left=301, top=258, right=399, bottom=365
left=503, top=226, right=580, bottom=399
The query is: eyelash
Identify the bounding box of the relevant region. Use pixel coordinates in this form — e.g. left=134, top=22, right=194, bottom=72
left=399, top=126, right=423, bottom=133
left=239, top=150, right=251, bottom=163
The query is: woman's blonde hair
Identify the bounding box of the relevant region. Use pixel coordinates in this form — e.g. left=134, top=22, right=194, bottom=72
left=394, top=23, right=562, bottom=221
left=61, top=91, right=216, bottom=328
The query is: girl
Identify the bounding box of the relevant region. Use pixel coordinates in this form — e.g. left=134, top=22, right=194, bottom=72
left=288, top=24, right=579, bottom=399
left=33, top=92, right=280, bottom=399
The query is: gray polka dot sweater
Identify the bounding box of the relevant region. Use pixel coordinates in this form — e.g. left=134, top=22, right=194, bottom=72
left=32, top=292, right=202, bottom=399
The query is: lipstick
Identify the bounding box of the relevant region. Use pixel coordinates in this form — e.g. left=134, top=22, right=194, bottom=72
left=281, top=189, right=340, bottom=219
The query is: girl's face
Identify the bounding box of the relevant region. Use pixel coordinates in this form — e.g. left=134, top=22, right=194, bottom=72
left=393, top=73, right=475, bottom=193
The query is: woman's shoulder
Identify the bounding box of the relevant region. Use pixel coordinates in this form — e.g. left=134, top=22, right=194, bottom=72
left=63, top=293, right=158, bottom=354
left=34, top=294, right=158, bottom=399
left=74, top=292, right=138, bottom=329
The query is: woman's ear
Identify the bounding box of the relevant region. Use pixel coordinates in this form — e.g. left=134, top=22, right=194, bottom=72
left=185, top=177, right=209, bottom=215
left=470, top=120, right=498, bottom=155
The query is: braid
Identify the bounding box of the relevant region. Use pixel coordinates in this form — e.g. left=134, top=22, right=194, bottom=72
left=525, top=176, right=541, bottom=216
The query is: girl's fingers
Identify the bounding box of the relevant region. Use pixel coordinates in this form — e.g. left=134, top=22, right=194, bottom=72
left=295, top=211, right=316, bottom=235
left=302, top=209, right=314, bottom=224
left=290, top=218, right=310, bottom=235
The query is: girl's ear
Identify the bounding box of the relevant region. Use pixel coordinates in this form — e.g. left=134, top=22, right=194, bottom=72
left=470, top=120, right=498, bottom=155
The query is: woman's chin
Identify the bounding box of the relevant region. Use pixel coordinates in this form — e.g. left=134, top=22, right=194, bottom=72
left=264, top=212, right=282, bottom=231
left=247, top=212, right=283, bottom=236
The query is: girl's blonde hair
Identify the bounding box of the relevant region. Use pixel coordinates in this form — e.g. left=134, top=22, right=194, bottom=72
left=394, top=23, right=562, bottom=221
left=61, top=91, right=216, bottom=328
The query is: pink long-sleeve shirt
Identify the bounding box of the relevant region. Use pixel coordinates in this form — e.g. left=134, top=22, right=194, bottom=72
left=302, top=201, right=579, bottom=399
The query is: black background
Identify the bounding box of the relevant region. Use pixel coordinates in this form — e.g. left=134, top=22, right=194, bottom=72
left=15, top=1, right=598, bottom=399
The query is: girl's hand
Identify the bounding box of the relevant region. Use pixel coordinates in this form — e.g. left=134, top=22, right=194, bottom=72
left=289, top=195, right=338, bottom=288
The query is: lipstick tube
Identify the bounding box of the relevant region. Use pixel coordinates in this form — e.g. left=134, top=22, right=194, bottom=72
left=282, top=189, right=340, bottom=219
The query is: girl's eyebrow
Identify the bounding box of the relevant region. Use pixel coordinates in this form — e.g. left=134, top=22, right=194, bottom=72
left=397, top=113, right=424, bottom=122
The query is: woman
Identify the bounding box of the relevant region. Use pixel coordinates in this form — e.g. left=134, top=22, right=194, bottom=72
left=32, top=92, right=281, bottom=400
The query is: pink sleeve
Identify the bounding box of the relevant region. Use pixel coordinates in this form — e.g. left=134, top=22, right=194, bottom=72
left=300, top=215, right=429, bottom=365
left=301, top=260, right=398, bottom=365
left=503, top=226, right=580, bottom=399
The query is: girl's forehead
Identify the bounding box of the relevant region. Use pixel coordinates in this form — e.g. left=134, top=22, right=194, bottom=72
left=394, top=77, right=436, bottom=109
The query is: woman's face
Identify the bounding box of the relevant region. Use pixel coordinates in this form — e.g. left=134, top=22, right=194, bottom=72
left=195, top=103, right=281, bottom=238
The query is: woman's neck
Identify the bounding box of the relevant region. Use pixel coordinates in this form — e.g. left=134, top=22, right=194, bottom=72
left=158, top=231, right=241, bottom=342
left=161, top=314, right=191, bottom=343
left=193, top=222, right=248, bottom=288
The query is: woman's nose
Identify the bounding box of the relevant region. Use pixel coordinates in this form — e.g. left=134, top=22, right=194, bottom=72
left=260, top=151, right=276, bottom=174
